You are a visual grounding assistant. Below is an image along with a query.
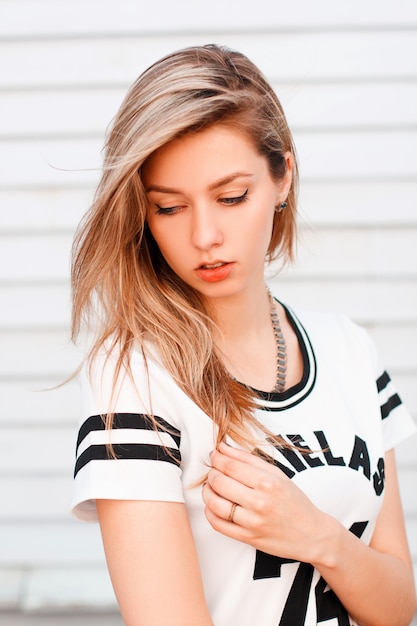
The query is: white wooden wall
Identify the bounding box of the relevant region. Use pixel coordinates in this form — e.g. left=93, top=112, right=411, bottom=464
left=0, top=0, right=416, bottom=613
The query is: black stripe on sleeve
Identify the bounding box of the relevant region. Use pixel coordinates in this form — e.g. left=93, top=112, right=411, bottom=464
left=380, top=393, right=402, bottom=420
left=74, top=442, right=181, bottom=478
left=76, top=412, right=181, bottom=451
left=376, top=371, right=391, bottom=393
left=74, top=412, right=182, bottom=478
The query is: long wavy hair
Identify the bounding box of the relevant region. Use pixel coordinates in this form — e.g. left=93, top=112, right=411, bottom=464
left=71, top=44, right=299, bottom=449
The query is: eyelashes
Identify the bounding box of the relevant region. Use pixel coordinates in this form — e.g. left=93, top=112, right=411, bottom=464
left=154, top=189, right=249, bottom=215
left=220, top=189, right=248, bottom=205
left=155, top=204, right=181, bottom=215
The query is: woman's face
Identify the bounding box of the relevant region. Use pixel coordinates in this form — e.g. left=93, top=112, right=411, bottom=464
left=143, top=124, right=292, bottom=302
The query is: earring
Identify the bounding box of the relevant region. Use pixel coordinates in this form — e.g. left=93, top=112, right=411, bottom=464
left=276, top=201, right=287, bottom=213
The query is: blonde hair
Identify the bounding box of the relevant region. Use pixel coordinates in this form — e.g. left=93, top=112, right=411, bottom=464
left=71, top=44, right=299, bottom=449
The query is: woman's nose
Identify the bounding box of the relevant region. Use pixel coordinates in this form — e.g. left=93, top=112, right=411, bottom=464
left=190, top=207, right=224, bottom=251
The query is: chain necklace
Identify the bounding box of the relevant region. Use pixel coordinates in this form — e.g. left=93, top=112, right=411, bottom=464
left=227, top=289, right=287, bottom=393
left=267, top=289, right=287, bottom=393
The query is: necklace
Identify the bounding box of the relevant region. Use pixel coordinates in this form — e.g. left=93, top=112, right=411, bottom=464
left=227, top=290, right=287, bottom=393
left=267, top=289, right=287, bottom=393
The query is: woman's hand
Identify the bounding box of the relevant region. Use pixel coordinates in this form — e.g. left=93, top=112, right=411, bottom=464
left=203, top=444, right=416, bottom=625
left=202, top=441, right=329, bottom=564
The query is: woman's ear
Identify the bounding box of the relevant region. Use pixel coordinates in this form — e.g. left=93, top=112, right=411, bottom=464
left=278, top=152, right=294, bottom=201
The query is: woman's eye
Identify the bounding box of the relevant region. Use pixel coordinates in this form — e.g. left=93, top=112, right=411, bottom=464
left=220, top=189, right=249, bottom=205
left=155, top=204, right=181, bottom=215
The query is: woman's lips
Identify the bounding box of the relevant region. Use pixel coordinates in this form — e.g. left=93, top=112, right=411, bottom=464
left=195, top=261, right=234, bottom=282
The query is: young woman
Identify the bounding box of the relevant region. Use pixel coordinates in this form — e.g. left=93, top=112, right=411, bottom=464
left=71, top=45, right=416, bottom=625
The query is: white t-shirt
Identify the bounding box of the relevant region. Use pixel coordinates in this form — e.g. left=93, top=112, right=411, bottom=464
left=72, top=305, right=416, bottom=625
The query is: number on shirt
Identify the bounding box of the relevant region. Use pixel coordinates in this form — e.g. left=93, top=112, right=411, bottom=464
left=253, top=521, right=368, bottom=625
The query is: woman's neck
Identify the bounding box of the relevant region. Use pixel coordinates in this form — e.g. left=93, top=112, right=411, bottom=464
left=203, top=283, right=303, bottom=393
left=205, top=283, right=271, bottom=345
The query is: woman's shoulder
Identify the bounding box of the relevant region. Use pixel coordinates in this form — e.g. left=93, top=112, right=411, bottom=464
left=282, top=303, right=376, bottom=367
left=285, top=304, right=368, bottom=343
left=78, top=338, right=181, bottom=420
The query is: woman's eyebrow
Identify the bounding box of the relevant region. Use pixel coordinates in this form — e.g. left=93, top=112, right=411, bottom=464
left=208, top=172, right=253, bottom=191
left=145, top=172, right=253, bottom=194
left=145, top=183, right=181, bottom=194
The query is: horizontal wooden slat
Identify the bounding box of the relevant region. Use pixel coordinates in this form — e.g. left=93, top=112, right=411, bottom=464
left=0, top=189, right=90, bottom=233
left=20, top=567, right=117, bottom=612
left=0, top=522, right=105, bottom=565
left=298, top=181, right=417, bottom=226
left=0, top=89, right=123, bottom=138
left=2, top=279, right=417, bottom=330
left=1, top=427, right=76, bottom=474
left=0, top=234, right=73, bottom=281
left=0, top=284, right=71, bottom=328
left=366, top=324, right=417, bottom=371
left=0, top=568, right=22, bottom=610
left=2, top=82, right=417, bottom=139
left=279, top=81, right=417, bottom=130
left=267, top=278, right=417, bottom=325
left=0, top=330, right=81, bottom=378
left=1, top=31, right=416, bottom=90
left=1, top=131, right=416, bottom=189
left=0, top=379, right=79, bottom=424
left=0, top=139, right=101, bottom=188
left=0, top=476, right=73, bottom=520
left=293, top=130, right=417, bottom=180
left=288, top=227, right=417, bottom=278
left=399, top=469, right=417, bottom=516
left=396, top=435, right=417, bottom=467
left=1, top=0, right=417, bottom=38
left=0, top=566, right=118, bottom=612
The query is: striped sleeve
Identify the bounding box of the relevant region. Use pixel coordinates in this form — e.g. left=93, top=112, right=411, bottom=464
left=71, top=351, right=185, bottom=522
left=72, top=412, right=184, bottom=521
left=74, top=412, right=181, bottom=478
left=376, top=368, right=416, bottom=450
left=377, top=371, right=402, bottom=421
left=346, top=316, right=417, bottom=450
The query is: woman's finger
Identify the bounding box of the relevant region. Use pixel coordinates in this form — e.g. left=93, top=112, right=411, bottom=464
left=218, top=441, right=290, bottom=475
left=204, top=468, right=255, bottom=520
left=202, top=480, right=238, bottom=520
left=202, top=481, right=248, bottom=534
left=209, top=443, right=288, bottom=493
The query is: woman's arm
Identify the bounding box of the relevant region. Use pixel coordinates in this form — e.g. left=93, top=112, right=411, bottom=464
left=97, top=499, right=214, bottom=626
left=203, top=443, right=416, bottom=626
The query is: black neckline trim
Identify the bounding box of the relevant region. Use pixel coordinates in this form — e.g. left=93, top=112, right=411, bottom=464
left=238, top=301, right=317, bottom=411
